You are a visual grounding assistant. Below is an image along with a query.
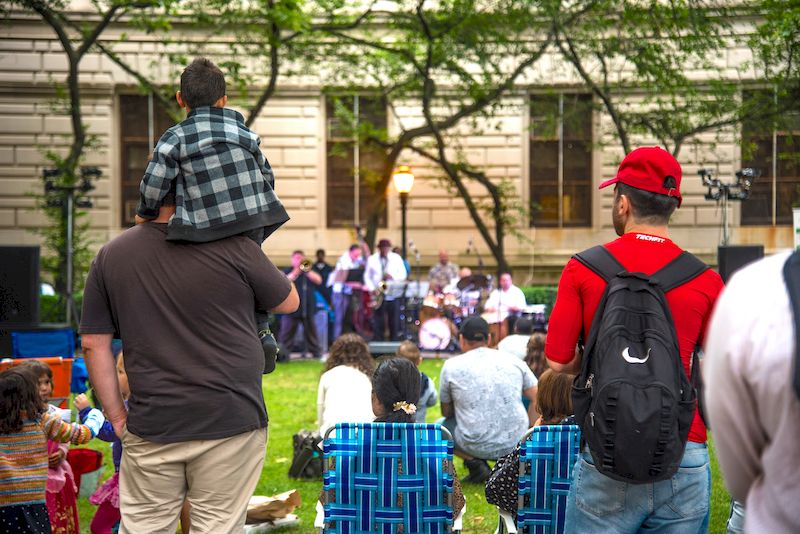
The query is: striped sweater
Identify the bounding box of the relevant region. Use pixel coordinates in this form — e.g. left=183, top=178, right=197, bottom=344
left=0, top=410, right=99, bottom=507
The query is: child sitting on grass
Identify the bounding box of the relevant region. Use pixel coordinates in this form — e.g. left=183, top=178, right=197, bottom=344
left=484, top=368, right=576, bottom=518
left=0, top=368, right=104, bottom=533
left=395, top=340, right=437, bottom=422
left=371, top=358, right=465, bottom=515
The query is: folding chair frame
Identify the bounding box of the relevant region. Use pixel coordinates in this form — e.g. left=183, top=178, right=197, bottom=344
left=320, top=422, right=461, bottom=533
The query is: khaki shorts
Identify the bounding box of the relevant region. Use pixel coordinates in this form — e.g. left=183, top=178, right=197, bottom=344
left=119, top=427, right=267, bottom=534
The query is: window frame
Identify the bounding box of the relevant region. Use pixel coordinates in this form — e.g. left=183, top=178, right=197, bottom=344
left=325, top=94, right=388, bottom=229
left=740, top=87, right=800, bottom=227
left=118, top=93, right=175, bottom=228
left=528, top=92, right=594, bottom=228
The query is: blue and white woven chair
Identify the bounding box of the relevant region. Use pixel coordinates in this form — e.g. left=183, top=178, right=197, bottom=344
left=317, top=422, right=463, bottom=533
left=496, top=424, right=581, bottom=534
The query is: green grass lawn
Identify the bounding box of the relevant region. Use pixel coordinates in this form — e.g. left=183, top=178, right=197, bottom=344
left=76, top=357, right=732, bottom=533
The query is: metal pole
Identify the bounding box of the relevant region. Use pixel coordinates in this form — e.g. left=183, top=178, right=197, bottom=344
left=65, top=190, right=74, bottom=325
left=722, top=185, right=729, bottom=246
left=400, top=192, right=408, bottom=259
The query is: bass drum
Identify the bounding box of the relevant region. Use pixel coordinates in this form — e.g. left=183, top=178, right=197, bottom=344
left=418, top=317, right=456, bottom=351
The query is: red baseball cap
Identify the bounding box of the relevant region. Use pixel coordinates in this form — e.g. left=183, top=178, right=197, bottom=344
left=598, top=146, right=683, bottom=207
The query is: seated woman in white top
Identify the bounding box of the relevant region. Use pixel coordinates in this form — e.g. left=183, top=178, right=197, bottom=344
left=317, top=333, right=376, bottom=435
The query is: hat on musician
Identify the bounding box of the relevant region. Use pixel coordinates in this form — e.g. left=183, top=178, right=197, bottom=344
left=377, top=238, right=392, bottom=249
left=460, top=316, right=490, bottom=342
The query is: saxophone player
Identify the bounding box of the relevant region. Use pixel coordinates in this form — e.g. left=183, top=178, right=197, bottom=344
left=363, top=239, right=407, bottom=341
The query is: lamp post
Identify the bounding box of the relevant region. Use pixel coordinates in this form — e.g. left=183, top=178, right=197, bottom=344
left=392, top=165, right=415, bottom=258
left=42, top=167, right=99, bottom=325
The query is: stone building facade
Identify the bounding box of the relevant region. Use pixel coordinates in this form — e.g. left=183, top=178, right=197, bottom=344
left=0, top=6, right=794, bottom=283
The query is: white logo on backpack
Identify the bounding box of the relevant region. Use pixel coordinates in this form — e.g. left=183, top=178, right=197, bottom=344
left=622, top=346, right=651, bottom=364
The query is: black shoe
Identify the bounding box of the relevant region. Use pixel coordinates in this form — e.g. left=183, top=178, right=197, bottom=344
left=260, top=328, right=279, bottom=374
left=462, top=459, right=491, bottom=484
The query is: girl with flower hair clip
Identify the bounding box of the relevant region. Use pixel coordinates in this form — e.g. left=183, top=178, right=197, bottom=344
left=370, top=358, right=465, bottom=515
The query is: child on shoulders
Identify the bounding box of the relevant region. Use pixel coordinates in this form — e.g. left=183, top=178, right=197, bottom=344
left=136, top=57, right=290, bottom=369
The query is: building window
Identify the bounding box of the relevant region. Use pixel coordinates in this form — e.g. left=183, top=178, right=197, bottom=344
left=326, top=95, right=388, bottom=228
left=529, top=93, right=592, bottom=227
left=119, top=94, right=175, bottom=227
left=741, top=89, right=800, bottom=226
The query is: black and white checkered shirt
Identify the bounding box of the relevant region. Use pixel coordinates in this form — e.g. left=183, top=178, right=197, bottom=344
left=137, top=106, right=289, bottom=242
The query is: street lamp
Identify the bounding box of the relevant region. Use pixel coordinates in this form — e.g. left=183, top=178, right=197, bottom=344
left=392, top=165, right=415, bottom=258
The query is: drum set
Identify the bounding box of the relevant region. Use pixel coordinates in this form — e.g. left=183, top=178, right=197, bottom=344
left=403, top=274, right=491, bottom=351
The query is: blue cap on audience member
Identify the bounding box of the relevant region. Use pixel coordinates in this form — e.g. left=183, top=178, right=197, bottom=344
left=460, top=316, right=489, bottom=342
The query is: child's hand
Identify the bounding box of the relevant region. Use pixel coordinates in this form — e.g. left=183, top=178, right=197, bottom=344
left=134, top=214, right=147, bottom=225
left=48, top=448, right=65, bottom=469
left=73, top=393, right=91, bottom=411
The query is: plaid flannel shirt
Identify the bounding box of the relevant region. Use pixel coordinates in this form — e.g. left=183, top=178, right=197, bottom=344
left=137, top=106, right=289, bottom=242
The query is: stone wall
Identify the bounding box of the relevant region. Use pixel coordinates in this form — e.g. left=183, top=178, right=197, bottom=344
left=0, top=10, right=791, bottom=283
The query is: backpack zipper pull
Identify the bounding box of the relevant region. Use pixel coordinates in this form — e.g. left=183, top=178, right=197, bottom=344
left=586, top=373, right=594, bottom=389
left=590, top=412, right=595, bottom=427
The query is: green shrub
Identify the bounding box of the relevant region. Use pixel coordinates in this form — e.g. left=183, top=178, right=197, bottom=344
left=39, top=293, right=83, bottom=323
left=520, top=285, right=557, bottom=317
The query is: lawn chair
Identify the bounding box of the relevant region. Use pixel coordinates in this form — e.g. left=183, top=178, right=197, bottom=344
left=11, top=327, right=75, bottom=359
left=317, top=422, right=463, bottom=533
left=496, top=424, right=581, bottom=534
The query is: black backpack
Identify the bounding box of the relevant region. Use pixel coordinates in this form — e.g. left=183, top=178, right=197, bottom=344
left=572, top=245, right=708, bottom=484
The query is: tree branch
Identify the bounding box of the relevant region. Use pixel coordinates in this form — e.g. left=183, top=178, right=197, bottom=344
left=76, top=4, right=121, bottom=59
left=555, top=30, right=631, bottom=153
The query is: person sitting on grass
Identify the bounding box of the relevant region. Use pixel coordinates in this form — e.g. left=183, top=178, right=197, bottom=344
left=439, top=316, right=538, bottom=484
left=484, top=368, right=576, bottom=519
left=0, top=368, right=104, bottom=533
left=317, top=333, right=376, bottom=436
left=395, top=340, right=437, bottom=422
left=370, top=357, right=465, bottom=517
left=497, top=317, right=535, bottom=360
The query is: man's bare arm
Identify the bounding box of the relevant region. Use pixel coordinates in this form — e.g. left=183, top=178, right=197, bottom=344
left=547, top=346, right=582, bottom=374
left=270, top=282, right=299, bottom=314
left=82, top=333, right=127, bottom=438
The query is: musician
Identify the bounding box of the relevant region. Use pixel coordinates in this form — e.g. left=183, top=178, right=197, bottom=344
left=280, top=250, right=324, bottom=358
left=483, top=272, right=526, bottom=336
left=428, top=250, right=459, bottom=293
left=328, top=244, right=365, bottom=339
left=364, top=238, right=407, bottom=341
left=313, top=248, right=333, bottom=305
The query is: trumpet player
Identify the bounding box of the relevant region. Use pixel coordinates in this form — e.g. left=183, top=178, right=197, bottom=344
left=280, top=250, right=324, bottom=358
left=364, top=238, right=407, bottom=341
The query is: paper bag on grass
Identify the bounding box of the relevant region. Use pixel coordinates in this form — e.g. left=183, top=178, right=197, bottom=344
left=246, top=489, right=301, bottom=523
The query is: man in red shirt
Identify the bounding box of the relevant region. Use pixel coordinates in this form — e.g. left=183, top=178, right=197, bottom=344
left=546, top=147, right=723, bottom=532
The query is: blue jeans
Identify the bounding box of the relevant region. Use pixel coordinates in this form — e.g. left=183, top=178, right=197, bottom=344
left=565, top=442, right=710, bottom=534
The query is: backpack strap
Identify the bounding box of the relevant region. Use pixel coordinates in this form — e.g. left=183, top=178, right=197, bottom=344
left=574, top=245, right=625, bottom=282
left=782, top=251, right=800, bottom=401
left=653, top=251, right=708, bottom=292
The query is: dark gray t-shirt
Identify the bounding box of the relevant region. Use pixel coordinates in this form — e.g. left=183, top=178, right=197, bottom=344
left=79, top=223, right=291, bottom=443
